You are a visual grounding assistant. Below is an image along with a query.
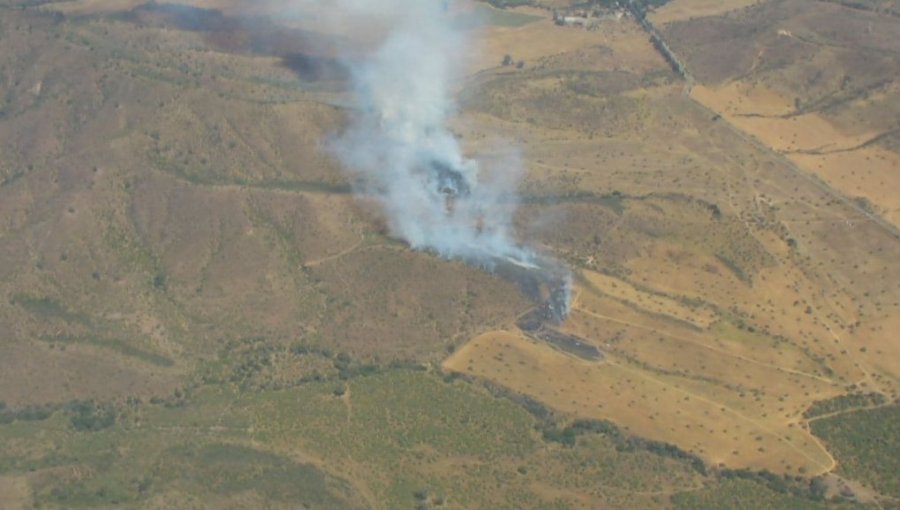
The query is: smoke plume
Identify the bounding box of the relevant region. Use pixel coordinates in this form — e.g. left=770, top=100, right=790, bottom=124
left=323, top=0, right=572, bottom=320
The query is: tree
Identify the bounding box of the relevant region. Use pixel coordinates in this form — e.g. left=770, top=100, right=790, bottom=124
left=69, top=400, right=116, bottom=431
left=809, top=476, right=828, bottom=501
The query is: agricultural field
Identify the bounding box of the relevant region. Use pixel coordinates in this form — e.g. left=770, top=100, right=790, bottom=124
left=0, top=0, right=897, bottom=508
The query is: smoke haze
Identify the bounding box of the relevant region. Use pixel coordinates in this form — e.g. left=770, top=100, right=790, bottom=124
left=318, top=0, right=572, bottom=319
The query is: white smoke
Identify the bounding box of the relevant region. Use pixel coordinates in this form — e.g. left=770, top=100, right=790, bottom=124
left=329, top=2, right=521, bottom=260
left=320, top=0, right=572, bottom=318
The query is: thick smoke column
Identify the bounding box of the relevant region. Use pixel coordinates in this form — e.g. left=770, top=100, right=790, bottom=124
left=328, top=1, right=571, bottom=319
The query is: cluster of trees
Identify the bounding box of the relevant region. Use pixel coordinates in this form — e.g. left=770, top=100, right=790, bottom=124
left=68, top=400, right=116, bottom=431
left=486, top=0, right=532, bottom=8
left=802, top=392, right=888, bottom=419
left=475, top=385, right=845, bottom=506
left=539, top=416, right=837, bottom=501
left=332, top=352, right=380, bottom=381
left=540, top=418, right=709, bottom=475
left=201, top=337, right=432, bottom=392
left=0, top=399, right=116, bottom=431
left=501, top=54, right=525, bottom=69
left=715, top=468, right=830, bottom=501
left=0, top=401, right=56, bottom=424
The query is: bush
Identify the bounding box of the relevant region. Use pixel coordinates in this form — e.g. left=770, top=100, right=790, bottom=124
left=68, top=400, right=116, bottom=431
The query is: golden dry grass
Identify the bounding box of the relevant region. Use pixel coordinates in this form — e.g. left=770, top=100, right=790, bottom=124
left=444, top=179, right=899, bottom=472
left=790, top=148, right=900, bottom=227
left=649, top=0, right=766, bottom=26
left=440, top=11, right=900, bottom=477
left=469, top=17, right=660, bottom=75
left=444, top=323, right=838, bottom=475
left=0, top=477, right=31, bottom=510
left=580, top=271, right=719, bottom=329
left=692, top=78, right=900, bottom=228
left=3, top=0, right=898, bottom=497
left=46, top=0, right=146, bottom=15
left=622, top=243, right=882, bottom=388
left=0, top=339, right=183, bottom=407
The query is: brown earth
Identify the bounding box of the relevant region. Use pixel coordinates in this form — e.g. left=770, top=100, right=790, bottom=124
left=0, top=0, right=897, bottom=496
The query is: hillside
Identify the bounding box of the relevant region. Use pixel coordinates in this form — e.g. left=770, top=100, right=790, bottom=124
left=0, top=0, right=897, bottom=508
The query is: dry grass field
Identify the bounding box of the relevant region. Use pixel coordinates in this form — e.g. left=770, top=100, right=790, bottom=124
left=446, top=0, right=899, bottom=488
left=691, top=83, right=900, bottom=227
left=444, top=326, right=838, bottom=474
left=664, top=0, right=900, bottom=228
left=649, top=0, right=765, bottom=25
left=0, top=0, right=898, bottom=507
